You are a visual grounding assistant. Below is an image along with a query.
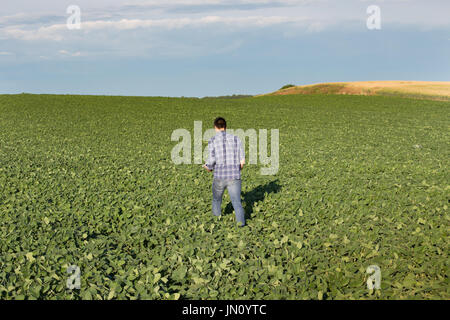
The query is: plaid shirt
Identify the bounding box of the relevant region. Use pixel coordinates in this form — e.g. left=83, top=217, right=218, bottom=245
left=205, top=131, right=245, bottom=180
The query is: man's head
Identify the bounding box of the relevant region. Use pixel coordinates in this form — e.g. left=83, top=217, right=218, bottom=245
left=214, top=117, right=226, bottom=131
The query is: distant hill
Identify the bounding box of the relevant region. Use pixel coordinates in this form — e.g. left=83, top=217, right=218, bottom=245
left=263, top=81, right=450, bottom=101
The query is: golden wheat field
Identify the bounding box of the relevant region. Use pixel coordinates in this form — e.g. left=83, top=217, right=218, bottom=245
left=268, top=81, right=450, bottom=100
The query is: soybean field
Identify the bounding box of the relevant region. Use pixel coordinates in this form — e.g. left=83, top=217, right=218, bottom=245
left=0, top=93, right=448, bottom=299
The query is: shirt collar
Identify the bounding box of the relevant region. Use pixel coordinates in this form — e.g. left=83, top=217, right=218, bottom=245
left=216, top=130, right=226, bottom=136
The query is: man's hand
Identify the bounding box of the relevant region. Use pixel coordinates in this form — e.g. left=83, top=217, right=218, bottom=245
left=240, top=160, right=245, bottom=170
left=203, top=164, right=212, bottom=172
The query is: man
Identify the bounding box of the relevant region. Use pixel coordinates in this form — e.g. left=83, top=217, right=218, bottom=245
left=203, top=117, right=246, bottom=227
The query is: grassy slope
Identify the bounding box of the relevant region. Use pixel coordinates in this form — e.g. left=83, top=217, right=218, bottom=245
left=0, top=94, right=448, bottom=299
left=266, top=81, right=450, bottom=101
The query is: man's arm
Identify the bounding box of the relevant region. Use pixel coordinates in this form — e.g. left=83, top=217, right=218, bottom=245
left=203, top=139, right=216, bottom=172
left=238, top=137, right=245, bottom=170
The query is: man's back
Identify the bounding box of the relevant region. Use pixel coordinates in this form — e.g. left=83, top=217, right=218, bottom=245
left=206, top=131, right=245, bottom=180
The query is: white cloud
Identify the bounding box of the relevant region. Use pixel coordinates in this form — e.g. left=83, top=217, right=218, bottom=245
left=0, top=0, right=448, bottom=61
left=59, top=49, right=83, bottom=57
left=124, top=0, right=317, bottom=6
left=0, top=26, right=63, bottom=41
left=0, top=51, right=13, bottom=55
left=1, top=0, right=449, bottom=43
left=0, top=15, right=317, bottom=41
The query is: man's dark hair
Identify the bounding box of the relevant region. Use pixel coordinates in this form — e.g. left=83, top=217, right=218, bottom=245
left=214, top=117, right=226, bottom=129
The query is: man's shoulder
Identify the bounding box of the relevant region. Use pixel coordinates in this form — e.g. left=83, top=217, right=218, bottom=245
left=208, top=135, right=216, bottom=144
left=226, top=132, right=241, bottom=143
left=209, top=132, right=240, bottom=143
left=224, top=132, right=238, bottom=139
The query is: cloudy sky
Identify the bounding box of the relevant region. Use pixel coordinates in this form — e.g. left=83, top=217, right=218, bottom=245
left=1, top=0, right=449, bottom=96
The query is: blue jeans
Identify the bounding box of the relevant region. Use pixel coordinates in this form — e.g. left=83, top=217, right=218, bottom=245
left=212, top=179, right=246, bottom=226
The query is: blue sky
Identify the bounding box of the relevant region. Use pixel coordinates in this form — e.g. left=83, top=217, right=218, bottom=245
left=1, top=0, right=449, bottom=97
